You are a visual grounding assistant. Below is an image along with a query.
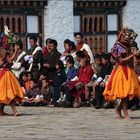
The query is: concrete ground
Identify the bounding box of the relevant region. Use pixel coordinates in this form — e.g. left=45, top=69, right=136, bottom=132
left=0, top=106, right=140, bottom=140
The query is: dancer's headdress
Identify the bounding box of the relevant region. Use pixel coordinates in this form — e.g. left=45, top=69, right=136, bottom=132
left=111, top=27, right=138, bottom=57
left=0, top=26, right=22, bottom=50
left=117, top=27, right=137, bottom=45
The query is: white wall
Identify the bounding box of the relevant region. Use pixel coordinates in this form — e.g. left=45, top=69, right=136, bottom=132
left=123, top=0, right=140, bottom=48
left=44, top=0, right=74, bottom=52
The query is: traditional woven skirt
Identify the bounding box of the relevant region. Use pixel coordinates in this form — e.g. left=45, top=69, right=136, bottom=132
left=0, top=68, right=23, bottom=104
left=103, top=65, right=140, bottom=101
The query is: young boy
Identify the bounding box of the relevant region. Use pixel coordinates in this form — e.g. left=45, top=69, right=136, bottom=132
left=22, top=79, right=41, bottom=106
left=36, top=79, right=54, bottom=106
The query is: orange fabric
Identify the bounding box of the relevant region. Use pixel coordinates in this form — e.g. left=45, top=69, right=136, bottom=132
left=103, top=65, right=140, bottom=101
left=107, top=66, right=117, bottom=90
left=0, top=70, right=23, bottom=104
left=25, top=81, right=30, bottom=90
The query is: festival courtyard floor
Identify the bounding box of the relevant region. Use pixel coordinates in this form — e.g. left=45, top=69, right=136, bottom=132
left=0, top=106, right=140, bottom=140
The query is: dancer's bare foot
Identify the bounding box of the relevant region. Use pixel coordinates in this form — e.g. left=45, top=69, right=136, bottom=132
left=124, top=116, right=132, bottom=120
left=14, top=112, right=20, bottom=116
left=115, top=109, right=124, bottom=119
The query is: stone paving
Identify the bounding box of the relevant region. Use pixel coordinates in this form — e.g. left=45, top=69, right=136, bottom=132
left=0, top=106, right=140, bottom=140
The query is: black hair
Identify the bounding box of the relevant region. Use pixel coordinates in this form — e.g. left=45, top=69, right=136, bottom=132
left=56, top=60, right=64, bottom=69
left=30, top=79, right=38, bottom=84
left=101, top=53, right=110, bottom=60
left=94, top=54, right=102, bottom=60
left=76, top=50, right=86, bottom=58
left=29, top=36, right=37, bottom=42
left=45, top=38, right=52, bottom=45
left=15, top=39, right=23, bottom=50
left=65, top=55, right=74, bottom=65
left=49, top=39, right=58, bottom=47
left=131, top=41, right=139, bottom=50
left=19, top=72, right=27, bottom=81
left=75, top=32, right=83, bottom=39
left=64, top=39, right=71, bottom=44
left=42, top=78, right=49, bottom=83
left=26, top=71, right=33, bottom=77
left=68, top=41, right=76, bottom=50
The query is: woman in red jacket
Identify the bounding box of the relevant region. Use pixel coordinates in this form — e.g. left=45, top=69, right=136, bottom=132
left=67, top=56, right=93, bottom=107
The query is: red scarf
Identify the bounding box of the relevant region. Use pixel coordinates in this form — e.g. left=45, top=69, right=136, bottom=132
left=0, top=68, right=8, bottom=80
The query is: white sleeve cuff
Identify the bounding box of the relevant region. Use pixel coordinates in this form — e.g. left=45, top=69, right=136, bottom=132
left=96, top=77, right=103, bottom=83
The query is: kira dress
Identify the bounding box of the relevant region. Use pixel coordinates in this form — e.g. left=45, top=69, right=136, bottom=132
left=103, top=42, right=140, bottom=101
left=0, top=61, right=23, bottom=104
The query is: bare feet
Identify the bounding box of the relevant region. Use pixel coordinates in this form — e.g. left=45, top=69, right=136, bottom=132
left=124, top=116, right=132, bottom=120
left=13, top=112, right=20, bottom=116
left=115, top=109, right=124, bottom=119
left=124, top=115, right=132, bottom=120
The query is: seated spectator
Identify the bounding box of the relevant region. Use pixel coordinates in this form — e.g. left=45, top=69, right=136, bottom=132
left=85, top=54, right=102, bottom=106
left=75, top=50, right=86, bottom=68
left=37, top=72, right=48, bottom=89
left=25, top=72, right=33, bottom=90
left=35, top=79, right=54, bottom=106
left=57, top=55, right=78, bottom=104
left=65, top=55, right=78, bottom=81
left=19, top=72, right=28, bottom=94
left=22, top=79, right=41, bottom=106
left=66, top=56, right=93, bottom=107
left=94, top=54, right=113, bottom=109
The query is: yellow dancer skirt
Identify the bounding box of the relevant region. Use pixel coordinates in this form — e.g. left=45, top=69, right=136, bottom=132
left=103, top=65, right=140, bottom=101
left=0, top=69, right=23, bottom=104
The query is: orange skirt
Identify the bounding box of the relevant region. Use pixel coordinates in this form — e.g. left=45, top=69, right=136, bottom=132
left=0, top=69, right=23, bottom=104
left=103, top=65, right=140, bottom=101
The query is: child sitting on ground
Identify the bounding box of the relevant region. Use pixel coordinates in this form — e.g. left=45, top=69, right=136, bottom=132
left=22, top=79, right=41, bottom=106
left=19, top=72, right=28, bottom=94
left=25, top=72, right=32, bottom=90
left=35, top=78, right=54, bottom=106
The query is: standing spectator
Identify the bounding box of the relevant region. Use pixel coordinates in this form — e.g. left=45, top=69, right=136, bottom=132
left=43, top=38, right=52, bottom=57
left=11, top=39, right=26, bottom=79
left=24, top=36, right=42, bottom=80
left=51, top=60, right=67, bottom=106
left=60, top=39, right=71, bottom=66
left=42, top=39, right=61, bottom=82
left=75, top=33, right=94, bottom=64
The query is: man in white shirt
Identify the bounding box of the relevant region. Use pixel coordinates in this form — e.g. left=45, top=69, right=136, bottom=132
left=75, top=33, right=94, bottom=64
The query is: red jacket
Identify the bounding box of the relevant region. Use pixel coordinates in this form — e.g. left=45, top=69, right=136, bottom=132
left=43, top=47, right=48, bottom=56
left=78, top=64, right=93, bottom=84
